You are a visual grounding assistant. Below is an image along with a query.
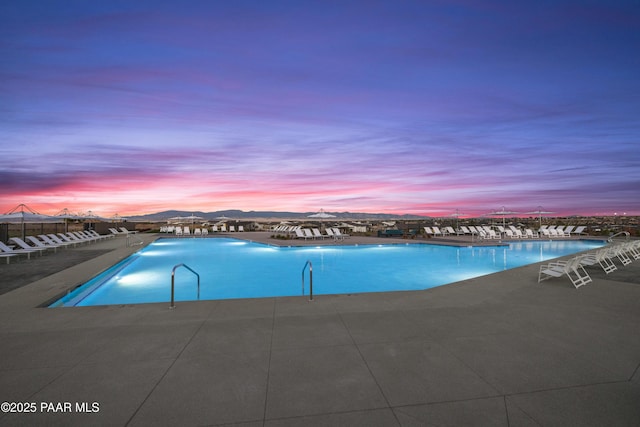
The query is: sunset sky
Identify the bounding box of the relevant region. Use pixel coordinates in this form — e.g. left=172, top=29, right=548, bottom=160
left=2, top=0, right=639, bottom=218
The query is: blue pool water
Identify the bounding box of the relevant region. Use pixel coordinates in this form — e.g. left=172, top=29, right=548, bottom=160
left=51, top=238, right=605, bottom=307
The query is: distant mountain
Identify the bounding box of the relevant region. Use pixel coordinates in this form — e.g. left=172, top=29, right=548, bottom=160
left=127, top=210, right=429, bottom=221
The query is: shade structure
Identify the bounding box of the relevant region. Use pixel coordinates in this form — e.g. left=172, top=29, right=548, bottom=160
left=169, top=214, right=204, bottom=224
left=0, top=204, right=63, bottom=240
left=488, top=206, right=519, bottom=229
left=55, top=208, right=86, bottom=233
left=308, top=209, right=336, bottom=231
left=307, top=209, right=336, bottom=219
left=109, top=214, right=129, bottom=224
left=525, top=206, right=555, bottom=227
left=448, top=209, right=467, bottom=228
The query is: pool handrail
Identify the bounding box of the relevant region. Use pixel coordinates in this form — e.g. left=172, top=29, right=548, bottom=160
left=302, top=260, right=313, bottom=301
left=170, top=263, right=201, bottom=309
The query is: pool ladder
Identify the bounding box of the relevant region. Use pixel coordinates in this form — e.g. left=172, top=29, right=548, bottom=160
left=608, top=231, right=630, bottom=242
left=126, top=234, right=144, bottom=247
left=302, top=260, right=313, bottom=301
left=170, top=263, right=200, bottom=309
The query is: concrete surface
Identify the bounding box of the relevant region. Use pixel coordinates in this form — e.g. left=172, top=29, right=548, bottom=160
left=0, top=232, right=638, bottom=426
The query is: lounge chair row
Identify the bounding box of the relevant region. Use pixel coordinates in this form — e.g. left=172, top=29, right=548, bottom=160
left=424, top=225, right=586, bottom=240
left=538, top=226, right=586, bottom=238
left=109, top=227, right=138, bottom=235
left=160, top=225, right=245, bottom=235
left=272, top=225, right=300, bottom=237
left=294, top=227, right=350, bottom=240
left=538, top=241, right=639, bottom=288
left=0, top=231, right=113, bottom=264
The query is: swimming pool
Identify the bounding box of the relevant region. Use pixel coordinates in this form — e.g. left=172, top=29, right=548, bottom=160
left=50, top=238, right=606, bottom=307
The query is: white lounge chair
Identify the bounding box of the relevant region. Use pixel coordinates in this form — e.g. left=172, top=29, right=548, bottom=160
left=0, top=241, right=37, bottom=259
left=623, top=241, right=640, bottom=260
left=86, top=230, right=113, bottom=240
left=525, top=229, right=539, bottom=239
left=62, top=232, right=91, bottom=244
left=546, top=228, right=560, bottom=238
left=229, top=225, right=236, bottom=232
left=332, top=228, right=350, bottom=239
left=325, top=228, right=339, bottom=240
left=468, top=226, right=480, bottom=235
left=312, top=228, right=324, bottom=239
left=538, top=256, right=592, bottom=289
left=238, top=226, right=244, bottom=232
left=26, top=236, right=59, bottom=252
left=571, top=226, right=586, bottom=235
left=482, top=228, right=500, bottom=239
left=431, top=226, right=445, bottom=236
left=504, top=230, right=515, bottom=239
left=508, top=226, right=523, bottom=238
left=580, top=247, right=617, bottom=274
left=39, top=234, right=73, bottom=248
left=0, top=252, right=17, bottom=263
left=295, top=229, right=312, bottom=240
left=72, top=231, right=98, bottom=243
left=10, top=237, right=49, bottom=255
left=47, top=234, right=77, bottom=247
left=609, top=244, right=632, bottom=266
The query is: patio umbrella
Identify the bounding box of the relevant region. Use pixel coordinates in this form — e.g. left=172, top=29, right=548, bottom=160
left=185, top=214, right=204, bottom=224
left=525, top=206, right=555, bottom=228
left=488, top=206, right=519, bottom=229
left=110, top=214, right=127, bottom=223
left=448, top=209, right=467, bottom=229
left=0, top=204, right=62, bottom=240
left=81, top=210, right=114, bottom=230
left=308, top=209, right=336, bottom=231
left=307, top=209, right=336, bottom=220
left=168, top=215, right=204, bottom=225
left=213, top=215, right=231, bottom=227
left=56, top=208, right=83, bottom=233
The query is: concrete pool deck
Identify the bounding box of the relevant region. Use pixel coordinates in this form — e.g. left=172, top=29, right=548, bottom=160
left=0, top=232, right=638, bottom=426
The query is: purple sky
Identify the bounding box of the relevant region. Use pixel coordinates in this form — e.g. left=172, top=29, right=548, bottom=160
left=1, top=0, right=639, bottom=217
